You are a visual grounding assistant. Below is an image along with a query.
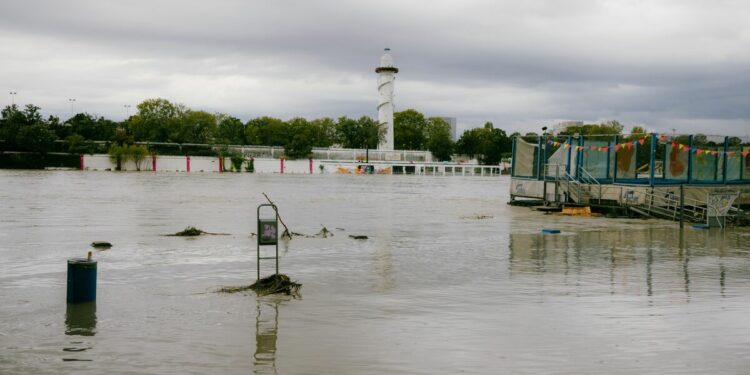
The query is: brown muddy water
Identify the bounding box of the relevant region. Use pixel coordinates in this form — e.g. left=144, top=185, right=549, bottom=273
left=1, top=170, right=750, bottom=374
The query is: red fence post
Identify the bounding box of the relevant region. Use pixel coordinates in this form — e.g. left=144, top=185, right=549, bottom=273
left=309, top=158, right=313, bottom=174
left=79, top=154, right=84, bottom=170
left=186, top=156, right=191, bottom=173
left=280, top=158, right=284, bottom=174
left=152, top=155, right=157, bottom=172
left=219, top=157, right=223, bottom=173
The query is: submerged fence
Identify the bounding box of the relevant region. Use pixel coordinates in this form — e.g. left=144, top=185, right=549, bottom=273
left=512, top=133, right=750, bottom=185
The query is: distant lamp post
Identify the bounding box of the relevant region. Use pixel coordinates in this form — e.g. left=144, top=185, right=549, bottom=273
left=124, top=104, right=132, bottom=118
left=9, top=91, right=17, bottom=106
left=68, top=98, right=76, bottom=116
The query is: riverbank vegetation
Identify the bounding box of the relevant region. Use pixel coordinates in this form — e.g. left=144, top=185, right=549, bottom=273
left=1, top=98, right=637, bottom=167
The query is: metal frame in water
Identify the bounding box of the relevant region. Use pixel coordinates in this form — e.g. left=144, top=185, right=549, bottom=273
left=256, top=204, right=279, bottom=280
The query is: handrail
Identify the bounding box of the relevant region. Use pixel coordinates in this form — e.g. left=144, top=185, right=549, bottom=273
left=625, top=187, right=708, bottom=223
left=578, top=168, right=602, bottom=204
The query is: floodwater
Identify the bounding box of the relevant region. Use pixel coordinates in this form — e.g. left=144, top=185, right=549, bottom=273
left=1, top=170, right=750, bottom=374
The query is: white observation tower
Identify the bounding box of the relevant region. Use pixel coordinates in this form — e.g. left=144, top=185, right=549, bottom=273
left=375, top=48, right=398, bottom=150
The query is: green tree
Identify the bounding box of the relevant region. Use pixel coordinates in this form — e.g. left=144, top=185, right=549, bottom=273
left=334, top=116, right=383, bottom=149
left=127, top=98, right=185, bottom=142
left=66, top=113, right=118, bottom=141
left=16, top=123, right=57, bottom=153
left=245, top=116, right=287, bottom=146
left=284, top=117, right=313, bottom=159
left=0, top=104, right=57, bottom=153
left=456, top=128, right=483, bottom=158
left=177, top=110, right=217, bottom=144
left=335, top=116, right=359, bottom=148
left=65, top=134, right=97, bottom=154
left=128, top=144, right=149, bottom=171
left=456, top=122, right=511, bottom=165
left=394, top=109, right=426, bottom=150
left=480, top=126, right=511, bottom=165
left=108, top=144, right=127, bottom=171
left=559, top=121, right=624, bottom=136
left=309, top=117, right=337, bottom=147
left=424, top=117, right=454, bottom=161
left=359, top=116, right=384, bottom=149
left=215, top=115, right=246, bottom=145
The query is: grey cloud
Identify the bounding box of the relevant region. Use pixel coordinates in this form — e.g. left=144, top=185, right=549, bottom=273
left=1, top=0, right=749, bottom=135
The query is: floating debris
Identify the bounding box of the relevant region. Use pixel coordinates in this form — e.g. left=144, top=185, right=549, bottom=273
left=263, top=193, right=295, bottom=240
left=166, top=226, right=229, bottom=236
left=250, top=274, right=301, bottom=296
left=173, top=226, right=203, bottom=236
left=217, top=274, right=301, bottom=296
left=542, top=228, right=561, bottom=234
left=216, top=284, right=254, bottom=294
left=90, top=241, right=112, bottom=249
left=461, top=214, right=494, bottom=220
left=316, top=225, right=333, bottom=238
left=349, top=235, right=368, bottom=240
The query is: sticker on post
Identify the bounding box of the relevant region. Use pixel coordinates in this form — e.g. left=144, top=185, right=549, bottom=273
left=259, top=220, right=278, bottom=245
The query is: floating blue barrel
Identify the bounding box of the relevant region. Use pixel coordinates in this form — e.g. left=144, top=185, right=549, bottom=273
left=67, top=255, right=97, bottom=303
left=542, top=228, right=561, bottom=234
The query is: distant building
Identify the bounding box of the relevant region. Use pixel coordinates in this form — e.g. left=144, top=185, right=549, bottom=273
left=441, top=117, right=458, bottom=141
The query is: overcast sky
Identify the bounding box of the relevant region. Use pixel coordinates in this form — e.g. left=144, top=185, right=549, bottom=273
left=1, top=0, right=749, bottom=136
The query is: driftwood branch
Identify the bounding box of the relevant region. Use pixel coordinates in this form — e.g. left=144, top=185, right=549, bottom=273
left=262, top=192, right=292, bottom=239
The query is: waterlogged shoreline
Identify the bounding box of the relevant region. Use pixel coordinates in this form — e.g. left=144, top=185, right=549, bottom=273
left=1, top=170, right=750, bottom=374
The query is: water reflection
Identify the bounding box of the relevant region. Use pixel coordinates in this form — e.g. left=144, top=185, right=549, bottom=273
left=63, top=302, right=96, bottom=362
left=65, top=302, right=97, bottom=336
left=509, top=227, right=750, bottom=297
left=254, top=299, right=280, bottom=374
left=373, top=239, right=394, bottom=293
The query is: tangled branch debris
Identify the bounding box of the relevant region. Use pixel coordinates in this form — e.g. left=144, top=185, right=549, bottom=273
left=250, top=274, right=301, bottom=295
left=167, top=226, right=229, bottom=236
left=460, top=214, right=494, bottom=220
left=316, top=225, right=333, bottom=238
left=217, top=274, right=302, bottom=296
left=216, top=285, right=254, bottom=293
left=262, top=193, right=294, bottom=239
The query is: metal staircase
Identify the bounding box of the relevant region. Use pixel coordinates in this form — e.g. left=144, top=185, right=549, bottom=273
left=543, top=163, right=748, bottom=225
left=623, top=188, right=707, bottom=223
left=543, top=164, right=600, bottom=205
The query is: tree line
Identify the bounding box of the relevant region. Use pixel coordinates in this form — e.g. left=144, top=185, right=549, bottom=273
left=0, top=98, right=519, bottom=163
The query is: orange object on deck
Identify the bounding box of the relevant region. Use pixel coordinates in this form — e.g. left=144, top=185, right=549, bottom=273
left=562, top=206, right=592, bottom=216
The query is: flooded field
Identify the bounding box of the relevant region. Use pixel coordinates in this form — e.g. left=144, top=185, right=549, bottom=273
left=1, top=170, right=750, bottom=374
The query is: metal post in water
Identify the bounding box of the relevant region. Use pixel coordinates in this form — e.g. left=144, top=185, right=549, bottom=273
left=67, top=251, right=97, bottom=303
left=680, top=184, right=685, bottom=228
left=543, top=164, right=548, bottom=205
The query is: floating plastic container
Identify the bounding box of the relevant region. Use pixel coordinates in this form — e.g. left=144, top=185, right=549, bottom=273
left=692, top=224, right=710, bottom=230
left=542, top=228, right=561, bottom=234
left=67, top=255, right=97, bottom=303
